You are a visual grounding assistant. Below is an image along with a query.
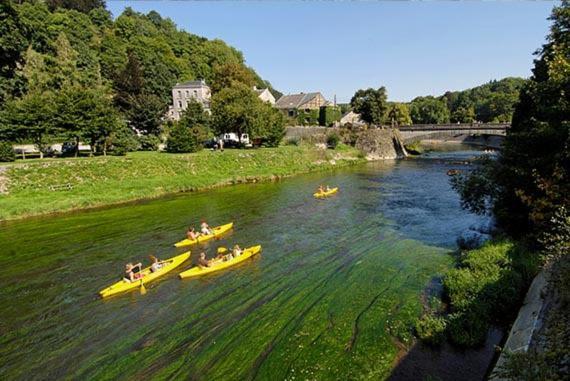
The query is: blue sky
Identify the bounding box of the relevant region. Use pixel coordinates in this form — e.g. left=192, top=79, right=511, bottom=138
left=107, top=1, right=555, bottom=103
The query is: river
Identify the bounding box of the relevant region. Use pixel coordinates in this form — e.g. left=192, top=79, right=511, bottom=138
left=0, top=145, right=491, bottom=380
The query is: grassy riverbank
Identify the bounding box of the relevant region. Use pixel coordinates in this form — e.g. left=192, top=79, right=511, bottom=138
left=0, top=145, right=364, bottom=220
left=415, top=239, right=540, bottom=347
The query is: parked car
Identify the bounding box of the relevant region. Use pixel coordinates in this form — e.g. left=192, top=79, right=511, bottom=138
left=203, top=138, right=219, bottom=149
left=222, top=133, right=252, bottom=148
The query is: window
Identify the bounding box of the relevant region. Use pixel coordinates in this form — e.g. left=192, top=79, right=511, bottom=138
left=186, top=90, right=189, bottom=97
left=177, top=90, right=181, bottom=97
left=193, top=90, right=198, bottom=97
left=288, top=110, right=295, bottom=117
left=178, top=101, right=182, bottom=108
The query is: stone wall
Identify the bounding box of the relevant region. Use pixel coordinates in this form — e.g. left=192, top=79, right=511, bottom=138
left=489, top=270, right=549, bottom=380
left=285, top=126, right=408, bottom=160
left=285, top=126, right=340, bottom=144
left=355, top=128, right=408, bottom=160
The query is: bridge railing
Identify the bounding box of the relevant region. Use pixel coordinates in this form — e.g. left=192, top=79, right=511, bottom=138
left=397, top=123, right=509, bottom=131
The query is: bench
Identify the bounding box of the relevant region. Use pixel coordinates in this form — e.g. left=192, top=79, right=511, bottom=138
left=48, top=183, right=74, bottom=191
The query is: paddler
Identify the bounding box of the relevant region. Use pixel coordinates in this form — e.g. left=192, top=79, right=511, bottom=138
left=198, top=252, right=211, bottom=268
left=125, top=262, right=143, bottom=282
left=326, top=185, right=331, bottom=192
left=149, top=255, right=164, bottom=273
left=200, top=221, right=213, bottom=235
left=186, top=227, right=199, bottom=240
left=317, top=185, right=324, bottom=193
left=232, top=244, right=243, bottom=257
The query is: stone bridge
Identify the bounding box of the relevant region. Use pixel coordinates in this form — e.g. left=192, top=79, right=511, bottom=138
left=398, top=123, right=509, bottom=143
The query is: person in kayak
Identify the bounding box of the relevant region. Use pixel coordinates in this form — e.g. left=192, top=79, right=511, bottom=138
left=125, top=262, right=143, bottom=282
left=201, top=221, right=213, bottom=235
left=232, top=244, right=243, bottom=257
left=186, top=227, right=200, bottom=240
left=317, top=185, right=324, bottom=193
left=149, top=255, right=164, bottom=273
left=326, top=185, right=331, bottom=192
left=198, top=252, right=211, bottom=268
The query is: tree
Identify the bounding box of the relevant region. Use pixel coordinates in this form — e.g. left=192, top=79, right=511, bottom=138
left=409, top=96, right=450, bottom=124
left=126, top=93, right=166, bottom=136
left=107, top=123, right=138, bottom=156
left=113, top=50, right=144, bottom=112
left=477, top=93, right=518, bottom=123
left=53, top=86, right=121, bottom=156
left=179, top=98, right=209, bottom=127
left=1, top=91, right=57, bottom=158
left=210, top=62, right=256, bottom=93
left=453, top=1, right=570, bottom=238
left=350, top=87, right=388, bottom=126
left=166, top=122, right=200, bottom=153
left=451, top=106, right=476, bottom=123
left=46, top=0, right=106, bottom=13
left=211, top=83, right=264, bottom=137
left=177, top=100, right=210, bottom=145
left=50, top=33, right=80, bottom=89
left=385, top=102, right=412, bottom=127
left=0, top=1, right=28, bottom=103
left=258, top=102, right=285, bottom=147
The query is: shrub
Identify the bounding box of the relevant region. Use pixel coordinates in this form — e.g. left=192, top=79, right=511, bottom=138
left=166, top=123, right=199, bottom=153
left=415, top=315, right=447, bottom=345
left=442, top=240, right=540, bottom=346
left=286, top=137, right=299, bottom=146
left=262, top=105, right=286, bottom=147
left=138, top=134, right=161, bottom=151
left=319, top=106, right=341, bottom=127
left=110, top=125, right=138, bottom=156
left=326, top=133, right=340, bottom=149
left=404, top=141, right=423, bottom=155
left=447, top=308, right=489, bottom=347
left=0, top=141, right=15, bottom=162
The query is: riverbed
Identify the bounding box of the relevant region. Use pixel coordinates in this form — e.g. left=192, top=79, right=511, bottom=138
left=0, top=145, right=491, bottom=380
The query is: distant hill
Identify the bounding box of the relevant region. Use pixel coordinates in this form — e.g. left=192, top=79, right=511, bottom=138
left=0, top=1, right=281, bottom=106
left=438, top=77, right=527, bottom=123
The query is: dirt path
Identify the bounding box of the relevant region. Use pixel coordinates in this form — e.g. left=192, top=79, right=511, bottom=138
left=0, top=166, right=8, bottom=194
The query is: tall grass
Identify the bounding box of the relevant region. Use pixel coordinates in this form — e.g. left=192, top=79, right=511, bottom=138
left=416, top=240, right=540, bottom=347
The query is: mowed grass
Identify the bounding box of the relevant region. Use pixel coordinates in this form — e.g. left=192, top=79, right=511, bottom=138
left=0, top=146, right=363, bottom=220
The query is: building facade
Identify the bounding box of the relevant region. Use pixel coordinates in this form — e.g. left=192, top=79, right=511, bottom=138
left=340, top=111, right=364, bottom=126
left=274, top=92, right=328, bottom=118
left=254, top=87, right=276, bottom=104
left=167, top=80, right=211, bottom=120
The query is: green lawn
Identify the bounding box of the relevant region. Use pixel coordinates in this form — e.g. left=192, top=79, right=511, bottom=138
left=0, top=146, right=363, bottom=220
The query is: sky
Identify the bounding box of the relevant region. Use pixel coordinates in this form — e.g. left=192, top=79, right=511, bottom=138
left=107, top=1, right=555, bottom=103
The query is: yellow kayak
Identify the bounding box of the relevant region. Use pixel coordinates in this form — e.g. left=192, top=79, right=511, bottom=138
left=174, top=222, right=234, bottom=247
left=314, top=187, right=338, bottom=198
left=179, top=245, right=261, bottom=279
left=99, top=252, right=190, bottom=298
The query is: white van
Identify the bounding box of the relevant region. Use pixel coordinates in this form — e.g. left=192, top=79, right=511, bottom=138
left=222, top=133, right=252, bottom=148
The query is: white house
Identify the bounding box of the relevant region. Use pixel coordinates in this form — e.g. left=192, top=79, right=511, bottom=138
left=340, top=111, right=364, bottom=126
left=254, top=86, right=276, bottom=104
left=167, top=80, right=211, bottom=120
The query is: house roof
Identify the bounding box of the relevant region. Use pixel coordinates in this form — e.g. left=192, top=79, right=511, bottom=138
left=174, top=80, right=209, bottom=89
left=274, top=92, right=322, bottom=109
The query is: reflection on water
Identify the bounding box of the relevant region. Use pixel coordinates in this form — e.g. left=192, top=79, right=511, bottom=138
left=0, top=145, right=489, bottom=380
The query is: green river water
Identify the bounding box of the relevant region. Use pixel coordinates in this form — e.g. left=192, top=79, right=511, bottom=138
left=0, top=146, right=490, bottom=380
